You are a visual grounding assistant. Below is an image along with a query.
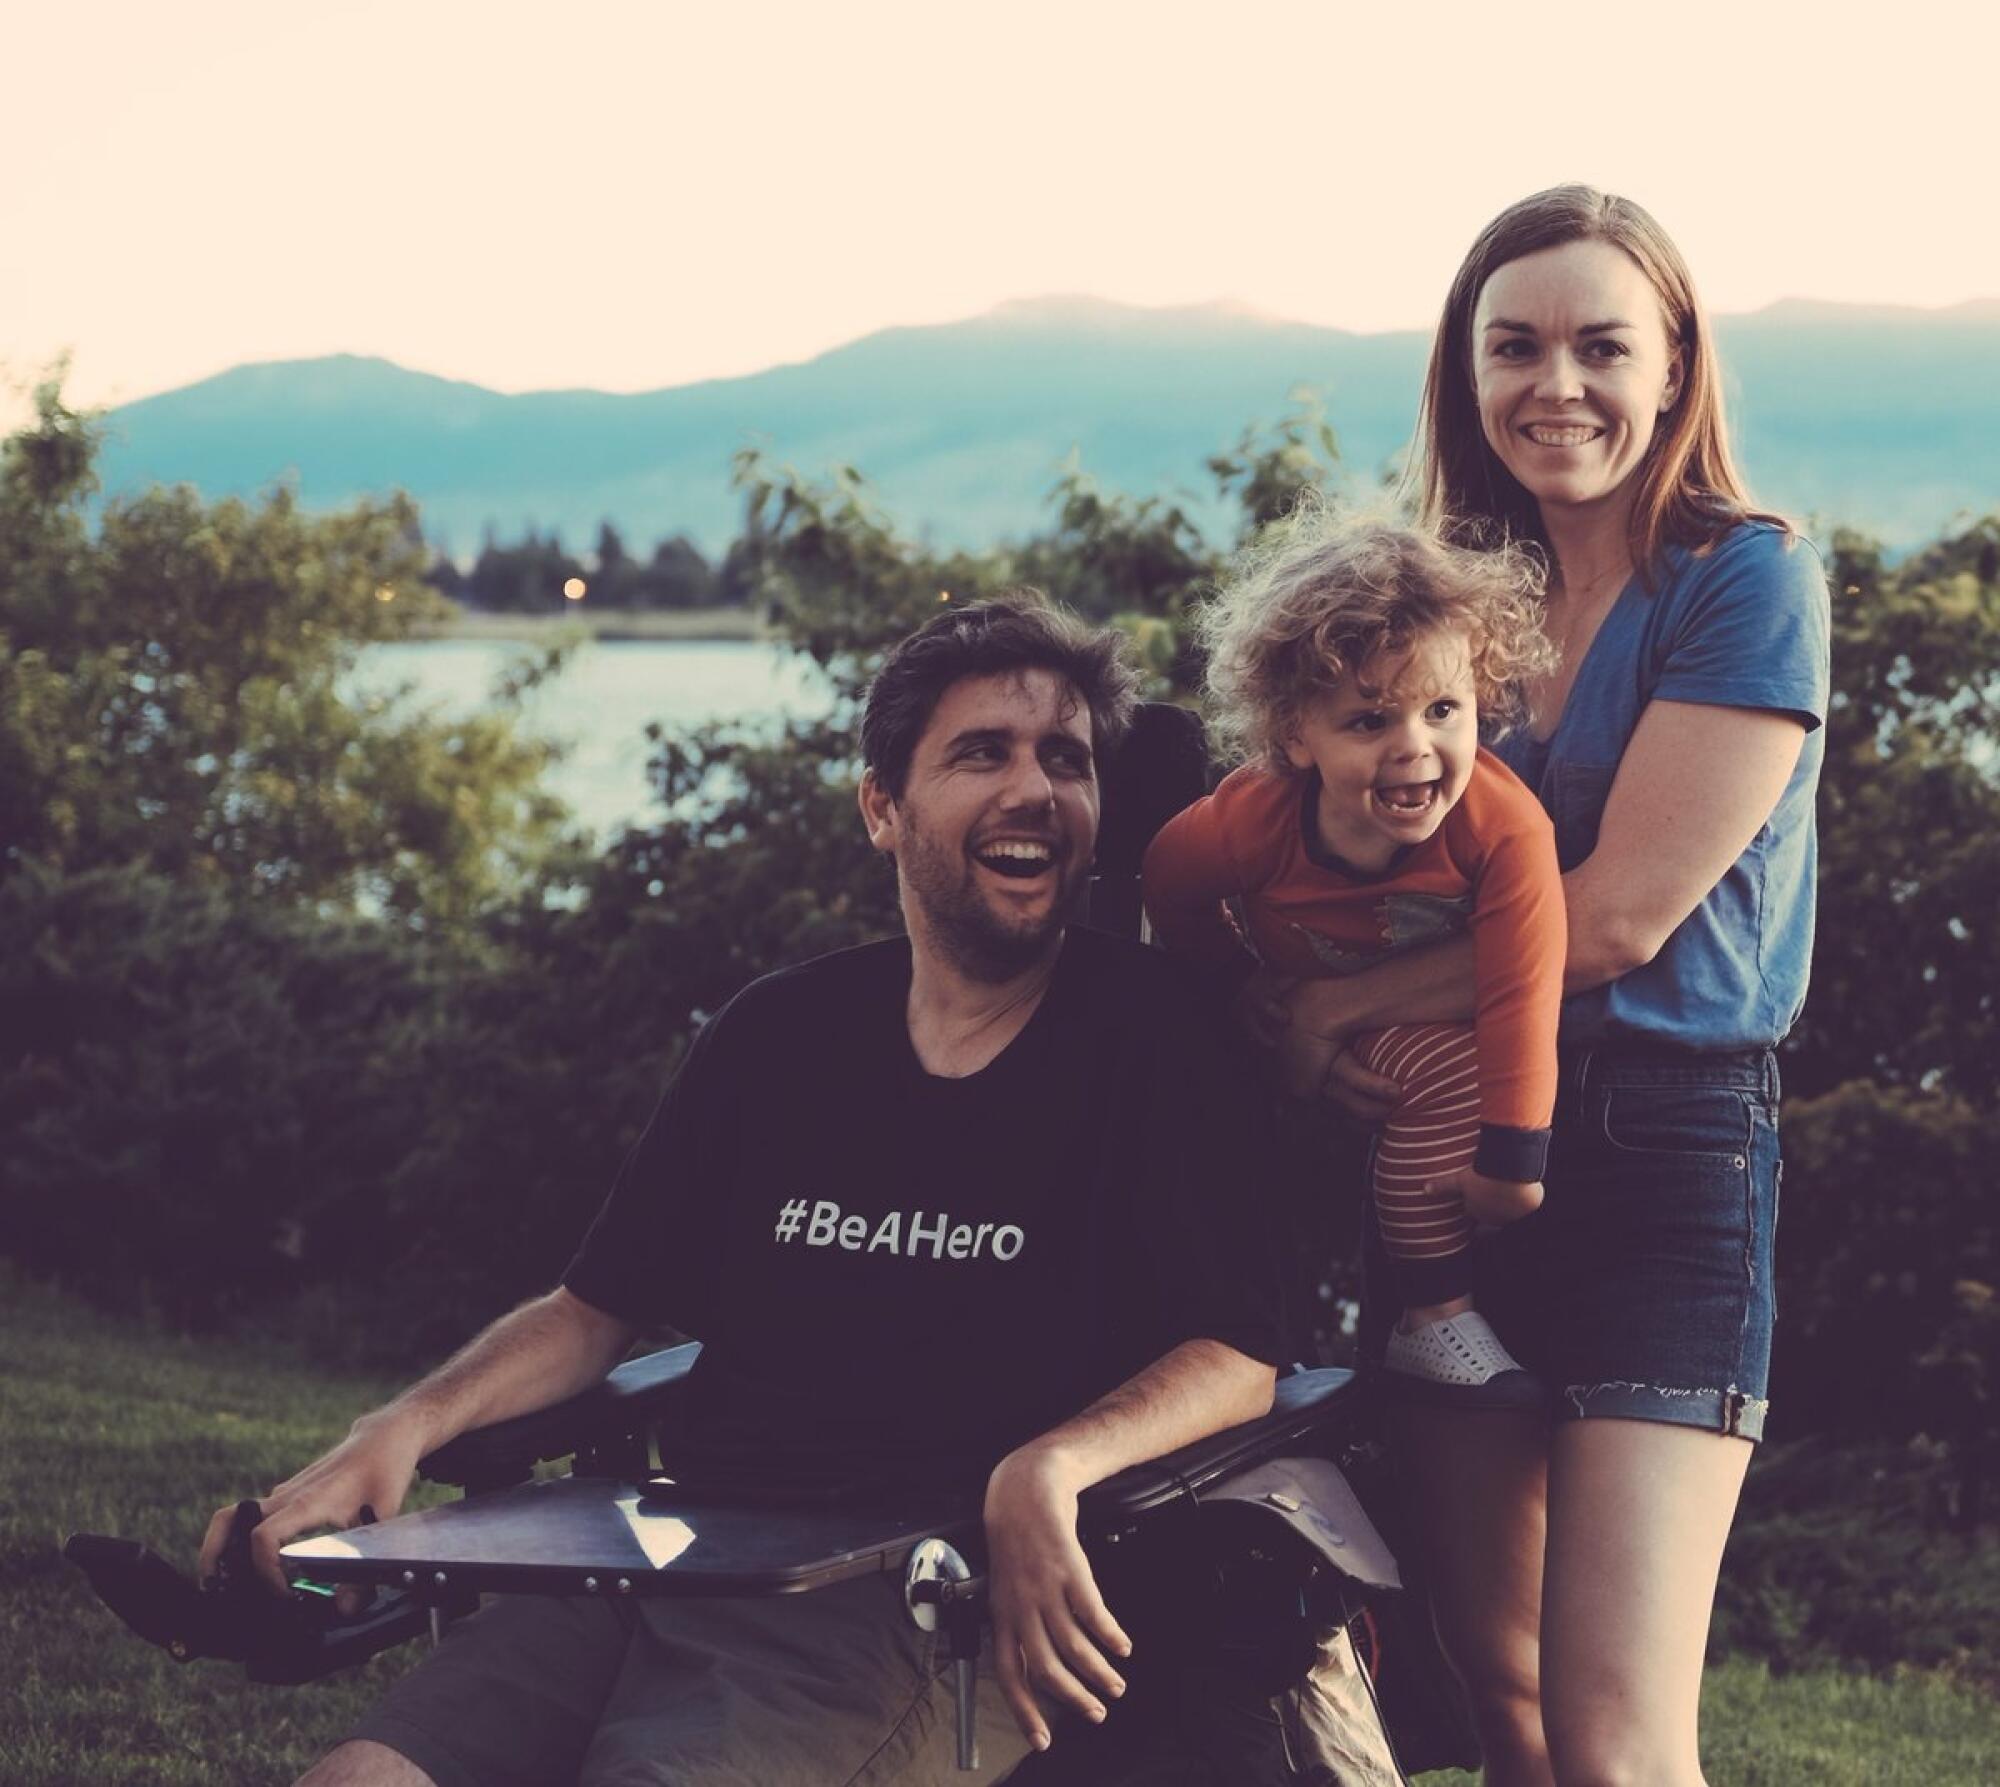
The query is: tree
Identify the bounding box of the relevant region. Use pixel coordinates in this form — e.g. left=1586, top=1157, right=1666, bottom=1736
left=1206, top=388, right=1344, bottom=543
left=594, top=520, right=629, bottom=576
left=1770, top=517, right=2000, bottom=1462
left=734, top=408, right=1340, bottom=700
left=464, top=530, right=587, bottom=614
left=0, top=378, right=570, bottom=919
left=425, top=550, right=468, bottom=602
left=642, top=535, right=719, bottom=609
left=585, top=519, right=637, bottom=606
left=1783, top=520, right=2000, bottom=1102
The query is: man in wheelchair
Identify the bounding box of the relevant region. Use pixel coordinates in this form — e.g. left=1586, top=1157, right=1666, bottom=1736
left=186, top=594, right=1347, bottom=1786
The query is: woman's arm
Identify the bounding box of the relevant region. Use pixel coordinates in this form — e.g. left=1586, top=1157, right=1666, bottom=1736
left=1561, top=699, right=1805, bottom=987
left=1280, top=698, right=1807, bottom=1110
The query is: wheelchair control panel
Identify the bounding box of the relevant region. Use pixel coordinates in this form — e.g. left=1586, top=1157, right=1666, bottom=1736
left=62, top=1500, right=457, bottom=1686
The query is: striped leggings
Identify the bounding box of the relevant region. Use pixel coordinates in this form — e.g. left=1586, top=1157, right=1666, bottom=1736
left=1355, top=1022, right=1481, bottom=1305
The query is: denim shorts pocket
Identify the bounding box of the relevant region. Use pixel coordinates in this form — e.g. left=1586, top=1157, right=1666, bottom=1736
left=1598, top=1086, right=1752, bottom=1163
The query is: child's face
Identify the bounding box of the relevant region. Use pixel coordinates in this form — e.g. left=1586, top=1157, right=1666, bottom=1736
left=1283, top=633, right=1479, bottom=871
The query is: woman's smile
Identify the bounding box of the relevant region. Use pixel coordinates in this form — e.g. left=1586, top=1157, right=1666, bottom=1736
left=1520, top=422, right=1605, bottom=449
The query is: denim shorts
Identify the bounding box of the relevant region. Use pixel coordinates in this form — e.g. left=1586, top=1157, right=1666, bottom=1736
left=1473, top=1047, right=1782, bottom=1441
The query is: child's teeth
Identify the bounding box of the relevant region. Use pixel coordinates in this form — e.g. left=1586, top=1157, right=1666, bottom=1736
left=1376, top=784, right=1434, bottom=812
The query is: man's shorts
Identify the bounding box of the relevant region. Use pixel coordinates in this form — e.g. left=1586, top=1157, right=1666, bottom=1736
left=350, top=1573, right=1035, bottom=1786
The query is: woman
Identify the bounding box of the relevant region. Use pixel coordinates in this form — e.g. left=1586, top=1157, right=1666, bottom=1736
left=1271, top=187, right=1830, bottom=1783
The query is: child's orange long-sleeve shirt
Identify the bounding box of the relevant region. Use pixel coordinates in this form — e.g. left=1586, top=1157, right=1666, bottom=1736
left=1142, top=747, right=1566, bottom=1182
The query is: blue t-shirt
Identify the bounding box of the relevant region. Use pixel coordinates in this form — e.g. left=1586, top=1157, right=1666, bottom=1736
left=1490, top=522, right=1831, bottom=1052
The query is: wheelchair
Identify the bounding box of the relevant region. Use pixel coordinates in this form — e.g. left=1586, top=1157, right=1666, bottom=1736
left=67, top=705, right=1477, bottom=1783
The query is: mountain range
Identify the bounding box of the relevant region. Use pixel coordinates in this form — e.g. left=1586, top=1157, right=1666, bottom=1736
left=93, top=295, right=2000, bottom=555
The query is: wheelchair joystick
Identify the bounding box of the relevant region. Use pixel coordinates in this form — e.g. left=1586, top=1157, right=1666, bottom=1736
left=63, top=1500, right=436, bottom=1684
left=904, top=1537, right=986, bottom=1773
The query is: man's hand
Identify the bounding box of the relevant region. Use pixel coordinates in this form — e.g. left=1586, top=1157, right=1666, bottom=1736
left=193, top=1288, right=635, bottom=1614
left=197, top=1409, right=426, bottom=1610
left=1429, top=1166, right=1545, bottom=1229
left=1275, top=979, right=1402, bottom=1120
left=1273, top=1019, right=1344, bottom=1104
left=1228, top=967, right=1294, bottom=1051
left=983, top=1442, right=1132, bottom=1751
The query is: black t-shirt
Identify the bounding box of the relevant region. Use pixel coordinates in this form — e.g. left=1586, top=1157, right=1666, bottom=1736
left=563, top=928, right=1287, bottom=1495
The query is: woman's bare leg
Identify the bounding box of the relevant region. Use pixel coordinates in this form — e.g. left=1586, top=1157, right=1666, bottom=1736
left=1541, top=1419, right=1751, bottom=1787
left=1388, top=1404, right=1554, bottom=1787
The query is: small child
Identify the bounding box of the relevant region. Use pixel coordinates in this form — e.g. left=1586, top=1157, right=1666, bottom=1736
left=1143, top=507, right=1563, bottom=1401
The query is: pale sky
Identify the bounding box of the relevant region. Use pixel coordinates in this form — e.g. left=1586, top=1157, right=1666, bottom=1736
left=3, top=0, right=1994, bottom=430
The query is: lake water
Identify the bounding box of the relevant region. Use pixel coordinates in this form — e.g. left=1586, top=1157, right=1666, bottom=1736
left=354, top=640, right=837, bottom=840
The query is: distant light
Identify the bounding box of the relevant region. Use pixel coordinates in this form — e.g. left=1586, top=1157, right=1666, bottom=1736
left=375, top=584, right=396, bottom=603
left=564, top=577, right=588, bottom=601
left=938, top=589, right=951, bottom=603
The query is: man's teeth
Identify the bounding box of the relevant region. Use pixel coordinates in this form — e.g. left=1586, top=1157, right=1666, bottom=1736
left=976, top=840, right=1056, bottom=877
left=1526, top=425, right=1599, bottom=447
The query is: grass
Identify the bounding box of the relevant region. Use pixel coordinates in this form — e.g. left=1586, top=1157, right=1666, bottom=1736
left=1416, top=1659, right=1998, bottom=1784
left=1, top=1266, right=432, bottom=1786
left=5, top=1262, right=1996, bottom=1784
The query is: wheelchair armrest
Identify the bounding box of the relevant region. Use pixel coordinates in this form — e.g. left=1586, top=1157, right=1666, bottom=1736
left=418, top=1342, right=703, bottom=1493
left=1078, top=1366, right=1358, bottom=1526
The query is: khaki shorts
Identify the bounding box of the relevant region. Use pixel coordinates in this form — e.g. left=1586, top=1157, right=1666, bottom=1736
left=351, top=1575, right=1034, bottom=1787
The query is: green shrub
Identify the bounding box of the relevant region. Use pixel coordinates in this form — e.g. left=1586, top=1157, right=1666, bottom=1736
left=1716, top=1438, right=1998, bottom=1686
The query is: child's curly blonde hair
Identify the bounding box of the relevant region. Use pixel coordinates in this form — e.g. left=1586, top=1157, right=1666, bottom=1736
left=1198, top=498, right=1554, bottom=773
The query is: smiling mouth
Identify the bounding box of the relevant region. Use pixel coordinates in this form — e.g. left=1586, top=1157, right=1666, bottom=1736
left=1522, top=424, right=1604, bottom=448
left=973, top=839, right=1059, bottom=879
left=1372, top=781, right=1440, bottom=820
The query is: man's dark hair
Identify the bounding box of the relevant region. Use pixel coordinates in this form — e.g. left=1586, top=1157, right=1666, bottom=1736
left=860, top=592, right=1140, bottom=798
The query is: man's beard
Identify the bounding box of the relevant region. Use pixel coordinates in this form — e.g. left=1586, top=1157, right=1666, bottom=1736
left=896, top=821, right=1088, bottom=984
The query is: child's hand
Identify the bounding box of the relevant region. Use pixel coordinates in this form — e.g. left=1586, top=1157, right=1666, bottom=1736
left=1432, top=1168, right=1545, bottom=1228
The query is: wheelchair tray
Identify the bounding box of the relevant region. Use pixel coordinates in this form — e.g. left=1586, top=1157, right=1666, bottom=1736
left=282, top=1369, right=1362, bottom=1603
left=281, top=1477, right=981, bottom=1599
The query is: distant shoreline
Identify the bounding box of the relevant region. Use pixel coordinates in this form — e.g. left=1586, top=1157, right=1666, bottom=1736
left=408, top=604, right=766, bottom=644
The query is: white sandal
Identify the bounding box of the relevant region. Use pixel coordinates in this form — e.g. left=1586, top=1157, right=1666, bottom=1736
left=1383, top=1310, right=1546, bottom=1409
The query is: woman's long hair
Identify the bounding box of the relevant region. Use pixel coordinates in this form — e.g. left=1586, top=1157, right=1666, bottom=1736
left=1410, top=185, right=1786, bottom=581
